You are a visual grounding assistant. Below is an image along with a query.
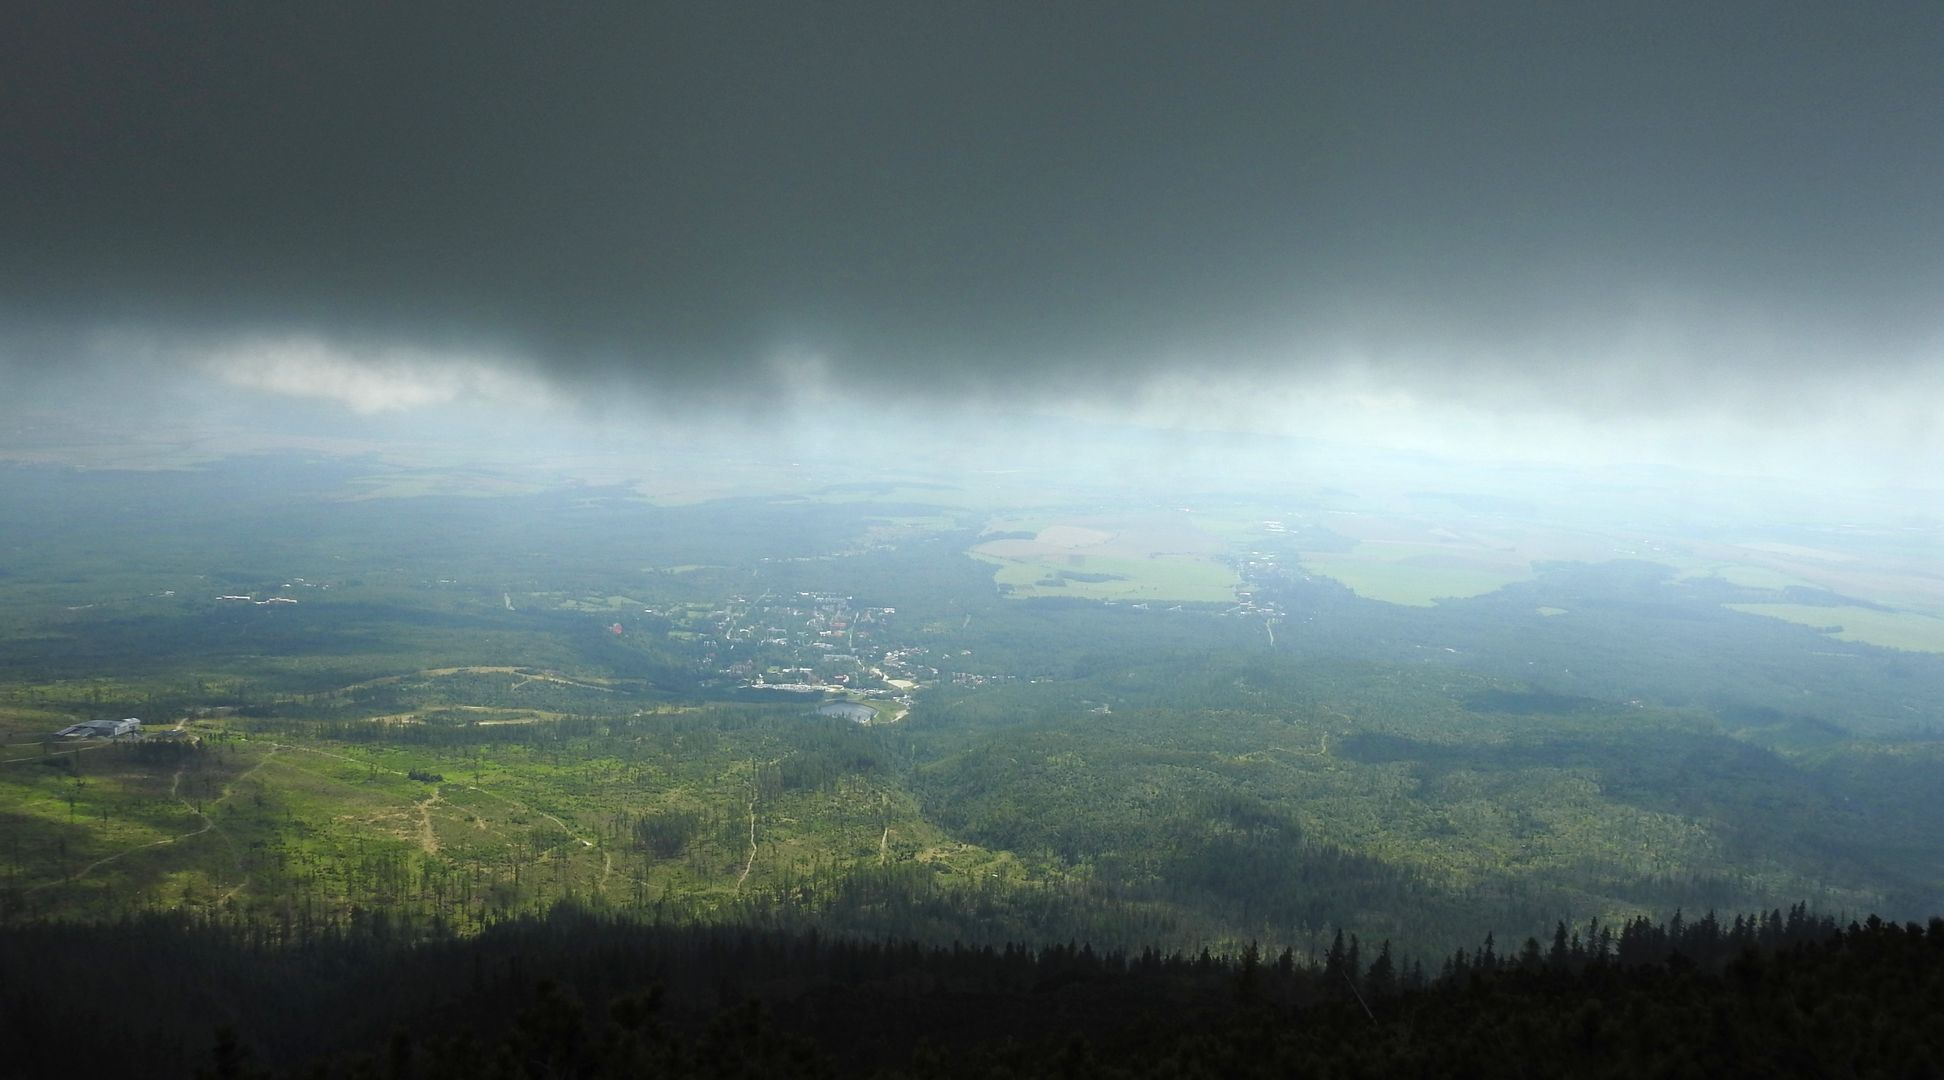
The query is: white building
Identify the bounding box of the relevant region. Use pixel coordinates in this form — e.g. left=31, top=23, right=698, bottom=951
left=54, top=717, right=142, bottom=738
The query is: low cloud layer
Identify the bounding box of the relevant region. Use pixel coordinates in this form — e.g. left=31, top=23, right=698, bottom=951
left=3, top=3, right=1941, bottom=477
left=200, top=337, right=559, bottom=415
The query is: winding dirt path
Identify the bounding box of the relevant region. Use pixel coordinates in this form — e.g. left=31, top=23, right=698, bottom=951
left=265, top=741, right=595, bottom=851
left=734, top=798, right=758, bottom=892
left=415, top=789, right=442, bottom=855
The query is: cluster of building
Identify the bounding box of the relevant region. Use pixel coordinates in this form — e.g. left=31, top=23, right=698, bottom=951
left=627, top=586, right=1035, bottom=714
left=638, top=592, right=929, bottom=704
left=1228, top=552, right=1290, bottom=621
left=944, top=670, right=1017, bottom=688
left=213, top=577, right=333, bottom=605
left=54, top=717, right=142, bottom=739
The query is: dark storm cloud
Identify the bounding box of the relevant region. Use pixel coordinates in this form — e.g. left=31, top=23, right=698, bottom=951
left=3, top=2, right=1942, bottom=406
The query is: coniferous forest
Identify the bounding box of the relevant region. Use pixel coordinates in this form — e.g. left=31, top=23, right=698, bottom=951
left=3, top=903, right=1939, bottom=1078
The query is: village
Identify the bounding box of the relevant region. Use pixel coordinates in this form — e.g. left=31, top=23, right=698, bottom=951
left=623, top=557, right=1292, bottom=719
left=638, top=591, right=944, bottom=719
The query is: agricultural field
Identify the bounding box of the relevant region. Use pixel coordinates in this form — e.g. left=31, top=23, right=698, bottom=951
left=1296, top=547, right=1532, bottom=606
left=1679, top=563, right=1821, bottom=590
left=974, top=552, right=1239, bottom=602
left=1667, top=532, right=1944, bottom=620
left=1724, top=603, right=1944, bottom=654
left=970, top=515, right=1240, bottom=602
left=1257, top=507, right=1633, bottom=606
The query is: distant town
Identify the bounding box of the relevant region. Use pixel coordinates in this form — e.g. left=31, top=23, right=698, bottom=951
left=634, top=590, right=1031, bottom=719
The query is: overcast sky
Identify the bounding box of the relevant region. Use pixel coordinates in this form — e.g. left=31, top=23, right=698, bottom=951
left=3, top=2, right=1940, bottom=484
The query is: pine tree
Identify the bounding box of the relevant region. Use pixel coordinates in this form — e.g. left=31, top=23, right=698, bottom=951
left=1235, top=941, right=1262, bottom=1004
left=1518, top=936, right=1543, bottom=972
left=1366, top=939, right=1397, bottom=997
left=1324, top=929, right=1348, bottom=983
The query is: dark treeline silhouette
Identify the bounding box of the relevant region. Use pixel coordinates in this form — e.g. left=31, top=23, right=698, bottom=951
left=3, top=902, right=1939, bottom=1078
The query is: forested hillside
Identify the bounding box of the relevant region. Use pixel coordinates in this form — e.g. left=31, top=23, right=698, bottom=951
left=6, top=461, right=1943, bottom=962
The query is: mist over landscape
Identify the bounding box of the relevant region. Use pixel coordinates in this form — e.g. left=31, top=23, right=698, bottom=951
left=3, top=4, right=1942, bottom=1077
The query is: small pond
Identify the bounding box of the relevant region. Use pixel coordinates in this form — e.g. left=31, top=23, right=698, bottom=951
left=814, top=701, right=876, bottom=724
